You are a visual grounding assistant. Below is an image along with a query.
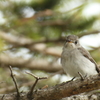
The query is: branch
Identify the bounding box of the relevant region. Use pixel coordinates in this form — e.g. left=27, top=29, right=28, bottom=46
left=0, top=31, right=33, bottom=45
left=0, top=31, right=63, bottom=45
left=1, top=30, right=100, bottom=58
left=0, top=31, right=100, bottom=57
left=62, top=92, right=100, bottom=100
left=0, top=31, right=61, bottom=57
left=26, top=72, right=47, bottom=100
left=0, top=71, right=64, bottom=94
left=21, top=9, right=54, bottom=22
left=0, top=53, right=62, bottom=72
left=33, top=74, right=100, bottom=100
left=0, top=74, right=100, bottom=100
left=9, top=66, right=20, bottom=99
left=78, top=30, right=100, bottom=37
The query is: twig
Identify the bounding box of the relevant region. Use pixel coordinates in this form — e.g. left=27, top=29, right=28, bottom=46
left=9, top=66, right=20, bottom=99
left=26, top=71, right=47, bottom=100
left=67, top=77, right=76, bottom=83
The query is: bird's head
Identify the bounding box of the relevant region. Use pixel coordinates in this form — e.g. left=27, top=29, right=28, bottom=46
left=64, top=35, right=80, bottom=49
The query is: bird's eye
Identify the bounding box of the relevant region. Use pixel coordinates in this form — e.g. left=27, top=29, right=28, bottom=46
left=75, top=41, right=77, bottom=44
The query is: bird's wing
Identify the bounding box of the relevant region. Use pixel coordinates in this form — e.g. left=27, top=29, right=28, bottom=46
left=78, top=47, right=100, bottom=73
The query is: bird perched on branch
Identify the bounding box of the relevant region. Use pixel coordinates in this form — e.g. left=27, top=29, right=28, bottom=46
left=61, top=35, right=100, bottom=77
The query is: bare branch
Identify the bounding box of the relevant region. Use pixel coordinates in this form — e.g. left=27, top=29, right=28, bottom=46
left=33, top=74, right=100, bottom=100
left=79, top=30, right=100, bottom=37
left=0, top=31, right=100, bottom=57
left=0, top=31, right=61, bottom=57
left=26, top=72, right=47, bottom=80
left=26, top=72, right=47, bottom=100
left=0, top=31, right=33, bottom=45
left=21, top=9, right=54, bottom=22
left=0, top=74, right=100, bottom=100
left=0, top=53, right=62, bottom=72
left=9, top=66, right=20, bottom=99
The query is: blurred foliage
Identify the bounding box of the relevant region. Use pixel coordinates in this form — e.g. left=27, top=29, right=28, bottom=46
left=0, top=0, right=97, bottom=38
left=0, top=0, right=100, bottom=94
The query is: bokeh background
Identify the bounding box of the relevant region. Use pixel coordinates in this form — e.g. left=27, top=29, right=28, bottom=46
left=0, top=0, right=100, bottom=94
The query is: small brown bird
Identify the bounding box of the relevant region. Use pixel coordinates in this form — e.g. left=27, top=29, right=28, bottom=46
left=61, top=35, right=100, bottom=77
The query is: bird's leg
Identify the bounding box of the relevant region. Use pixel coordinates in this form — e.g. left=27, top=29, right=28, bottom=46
left=78, top=72, right=85, bottom=80
left=66, top=77, right=76, bottom=83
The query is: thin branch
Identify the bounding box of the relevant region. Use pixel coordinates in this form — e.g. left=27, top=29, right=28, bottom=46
left=26, top=71, right=47, bottom=80
left=1, top=30, right=100, bottom=58
left=26, top=71, right=47, bottom=100
left=21, top=9, right=54, bottom=22
left=0, top=31, right=61, bottom=57
left=0, top=53, right=62, bottom=72
left=79, top=30, right=100, bottom=37
left=9, top=66, right=20, bottom=99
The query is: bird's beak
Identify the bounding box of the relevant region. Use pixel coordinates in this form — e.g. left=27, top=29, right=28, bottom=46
left=67, top=41, right=72, bottom=43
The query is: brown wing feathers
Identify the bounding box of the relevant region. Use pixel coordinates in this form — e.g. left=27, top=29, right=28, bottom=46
left=78, top=47, right=100, bottom=73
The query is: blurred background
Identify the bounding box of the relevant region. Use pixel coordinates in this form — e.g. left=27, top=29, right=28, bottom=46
left=0, top=0, right=100, bottom=95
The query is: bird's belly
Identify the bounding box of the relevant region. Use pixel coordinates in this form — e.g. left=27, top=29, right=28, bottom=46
left=62, top=53, right=97, bottom=77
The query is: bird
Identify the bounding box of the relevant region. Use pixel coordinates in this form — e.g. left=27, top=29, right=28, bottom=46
left=61, top=35, right=100, bottom=77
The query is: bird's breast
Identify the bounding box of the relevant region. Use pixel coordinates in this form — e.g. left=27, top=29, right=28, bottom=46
left=61, top=48, right=97, bottom=77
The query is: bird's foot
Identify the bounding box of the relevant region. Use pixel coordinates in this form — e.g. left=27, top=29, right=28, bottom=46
left=78, top=72, right=87, bottom=80
left=66, top=77, right=76, bottom=83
